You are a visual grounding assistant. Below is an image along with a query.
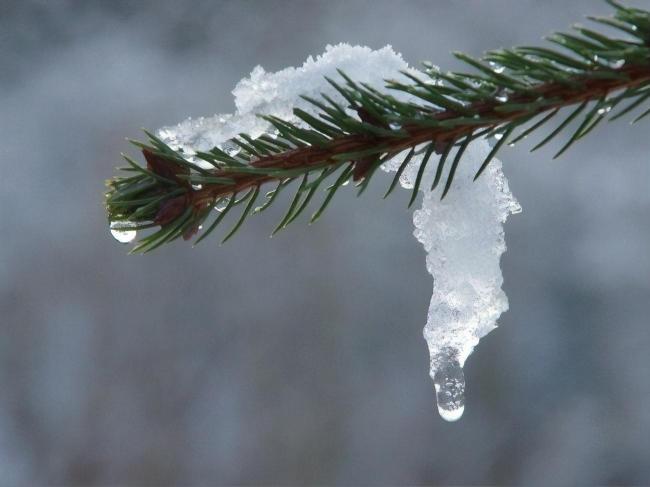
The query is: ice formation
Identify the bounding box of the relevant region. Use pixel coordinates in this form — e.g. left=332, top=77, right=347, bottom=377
left=156, top=44, right=520, bottom=421
left=392, top=140, right=520, bottom=421
left=157, top=44, right=414, bottom=166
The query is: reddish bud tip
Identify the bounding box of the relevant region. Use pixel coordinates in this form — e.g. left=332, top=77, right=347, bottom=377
left=142, top=149, right=190, bottom=182
left=353, top=156, right=375, bottom=182
left=154, top=195, right=188, bottom=226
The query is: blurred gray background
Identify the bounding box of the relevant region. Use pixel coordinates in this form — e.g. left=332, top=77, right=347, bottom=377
left=1, top=0, right=649, bottom=485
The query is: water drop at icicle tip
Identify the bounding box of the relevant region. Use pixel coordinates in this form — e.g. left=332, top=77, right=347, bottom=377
left=109, top=221, right=137, bottom=244
left=432, top=355, right=466, bottom=422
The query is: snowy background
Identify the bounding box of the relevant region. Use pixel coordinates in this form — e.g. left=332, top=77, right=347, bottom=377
left=1, top=0, right=649, bottom=484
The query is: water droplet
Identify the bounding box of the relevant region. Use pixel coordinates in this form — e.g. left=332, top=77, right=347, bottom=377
left=488, top=131, right=505, bottom=147
left=610, top=59, right=625, bottom=69
left=342, top=179, right=350, bottom=186
left=389, top=122, right=402, bottom=131
left=432, top=354, right=465, bottom=422
left=221, top=141, right=241, bottom=157
left=110, top=221, right=137, bottom=244
left=214, top=198, right=230, bottom=212
left=421, top=64, right=443, bottom=86
left=593, top=57, right=625, bottom=69
left=192, top=184, right=203, bottom=190
left=489, top=62, right=505, bottom=74
left=597, top=106, right=612, bottom=115
left=424, top=63, right=441, bottom=75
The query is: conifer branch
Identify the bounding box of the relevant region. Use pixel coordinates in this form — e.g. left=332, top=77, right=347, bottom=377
left=106, top=0, right=650, bottom=252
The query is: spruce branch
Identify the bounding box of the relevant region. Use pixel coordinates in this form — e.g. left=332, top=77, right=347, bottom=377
left=106, top=0, right=650, bottom=253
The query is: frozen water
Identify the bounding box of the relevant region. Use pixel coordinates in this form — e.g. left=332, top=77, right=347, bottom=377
left=157, top=44, right=414, bottom=168
left=155, top=44, right=519, bottom=421
left=394, top=137, right=520, bottom=420
left=433, top=349, right=466, bottom=422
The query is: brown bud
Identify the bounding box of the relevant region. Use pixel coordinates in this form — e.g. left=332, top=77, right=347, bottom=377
left=356, top=107, right=389, bottom=130
left=434, top=138, right=451, bottom=155
left=353, top=156, right=375, bottom=182
left=142, top=149, right=189, bottom=182
left=182, top=223, right=201, bottom=241
left=154, top=195, right=188, bottom=226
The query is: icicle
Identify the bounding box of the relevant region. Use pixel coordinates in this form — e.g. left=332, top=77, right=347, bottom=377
left=404, top=138, right=520, bottom=421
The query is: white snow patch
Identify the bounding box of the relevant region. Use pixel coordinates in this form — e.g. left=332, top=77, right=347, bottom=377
left=157, top=44, right=412, bottom=164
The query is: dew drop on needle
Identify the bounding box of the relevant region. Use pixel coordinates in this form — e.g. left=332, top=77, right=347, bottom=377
left=110, top=220, right=137, bottom=244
